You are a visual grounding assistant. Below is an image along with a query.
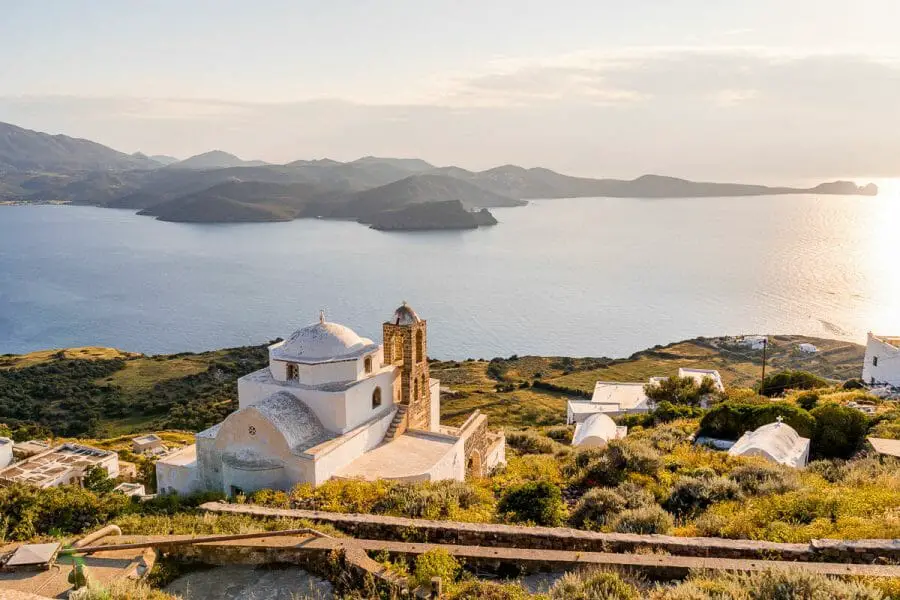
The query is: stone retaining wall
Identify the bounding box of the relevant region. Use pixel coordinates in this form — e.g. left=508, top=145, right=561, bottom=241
left=201, top=502, right=900, bottom=564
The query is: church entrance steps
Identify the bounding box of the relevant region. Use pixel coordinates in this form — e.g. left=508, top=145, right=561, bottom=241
left=200, top=502, right=900, bottom=565
left=50, top=532, right=900, bottom=584
left=383, top=405, right=408, bottom=442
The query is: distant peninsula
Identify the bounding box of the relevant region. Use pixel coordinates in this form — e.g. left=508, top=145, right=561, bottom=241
left=0, top=120, right=879, bottom=230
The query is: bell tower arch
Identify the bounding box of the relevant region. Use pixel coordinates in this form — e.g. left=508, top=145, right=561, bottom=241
left=383, top=302, right=432, bottom=431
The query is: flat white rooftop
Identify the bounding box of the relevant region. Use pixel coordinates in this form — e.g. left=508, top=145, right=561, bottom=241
left=0, top=444, right=114, bottom=488
left=591, top=381, right=649, bottom=410
left=157, top=444, right=197, bottom=467
left=335, top=432, right=455, bottom=481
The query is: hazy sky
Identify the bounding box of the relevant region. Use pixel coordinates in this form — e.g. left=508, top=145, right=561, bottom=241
left=3, top=0, right=899, bottom=180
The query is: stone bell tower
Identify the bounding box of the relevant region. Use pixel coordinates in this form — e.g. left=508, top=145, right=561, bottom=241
left=383, top=302, right=432, bottom=431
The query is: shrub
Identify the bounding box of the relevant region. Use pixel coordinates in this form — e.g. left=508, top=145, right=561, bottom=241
left=843, top=378, right=867, bottom=390
left=614, top=481, right=657, bottom=509
left=699, top=402, right=815, bottom=440
left=664, top=476, right=742, bottom=518
left=497, top=481, right=565, bottom=526
left=73, top=577, right=179, bottom=600
left=579, top=439, right=662, bottom=487
left=545, top=425, right=574, bottom=443
left=646, top=376, right=718, bottom=406
left=506, top=430, right=558, bottom=455
left=447, top=580, right=535, bottom=600
left=610, top=506, right=673, bottom=534
left=795, top=390, right=820, bottom=411
left=649, top=569, right=884, bottom=599
left=413, top=548, right=461, bottom=588
left=759, top=370, right=828, bottom=397
left=570, top=488, right=627, bottom=529
left=728, top=463, right=800, bottom=496
left=370, top=480, right=491, bottom=521
left=549, top=568, right=640, bottom=600
left=811, top=403, right=870, bottom=459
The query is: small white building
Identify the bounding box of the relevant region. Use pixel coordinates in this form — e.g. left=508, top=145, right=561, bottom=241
left=571, top=413, right=627, bottom=449
left=798, top=343, right=818, bottom=354
left=566, top=381, right=651, bottom=424
left=132, top=434, right=165, bottom=455
left=735, top=335, right=768, bottom=351
left=863, top=333, right=900, bottom=387
left=0, top=443, right=119, bottom=488
left=0, top=437, right=12, bottom=469
left=728, top=420, right=810, bottom=468
left=157, top=304, right=505, bottom=496
left=113, top=482, right=147, bottom=497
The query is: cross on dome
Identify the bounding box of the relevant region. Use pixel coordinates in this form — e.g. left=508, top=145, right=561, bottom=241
left=319, top=309, right=326, bottom=324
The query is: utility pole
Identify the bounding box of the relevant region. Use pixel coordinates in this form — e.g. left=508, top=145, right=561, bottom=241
left=760, top=337, right=768, bottom=392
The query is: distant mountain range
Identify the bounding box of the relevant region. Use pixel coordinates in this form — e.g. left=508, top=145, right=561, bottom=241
left=0, top=121, right=880, bottom=230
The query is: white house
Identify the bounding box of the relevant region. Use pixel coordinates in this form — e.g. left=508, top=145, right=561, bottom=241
left=863, top=333, right=900, bottom=387
left=157, top=304, right=505, bottom=496
left=571, top=413, right=627, bottom=449
left=566, top=381, right=651, bottom=425
left=0, top=443, right=119, bottom=488
left=728, top=419, right=810, bottom=468
left=735, top=335, right=767, bottom=351
left=566, top=367, right=726, bottom=424
left=0, top=437, right=12, bottom=469
left=798, top=343, right=818, bottom=354
left=132, top=434, right=165, bottom=455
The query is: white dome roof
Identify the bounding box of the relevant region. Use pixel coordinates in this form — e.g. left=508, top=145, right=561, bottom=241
left=273, top=315, right=376, bottom=363
left=572, top=412, right=618, bottom=448
left=390, top=302, right=421, bottom=325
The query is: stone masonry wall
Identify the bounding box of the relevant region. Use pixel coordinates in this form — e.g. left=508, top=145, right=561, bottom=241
left=201, top=503, right=900, bottom=564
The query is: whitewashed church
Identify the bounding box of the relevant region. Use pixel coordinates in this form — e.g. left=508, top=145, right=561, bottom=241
left=157, top=303, right=506, bottom=496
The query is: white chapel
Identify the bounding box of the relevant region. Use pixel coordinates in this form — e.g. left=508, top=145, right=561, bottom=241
left=157, top=303, right=506, bottom=496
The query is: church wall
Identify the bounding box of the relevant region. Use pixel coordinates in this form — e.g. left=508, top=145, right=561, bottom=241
left=222, top=463, right=289, bottom=494
left=156, top=455, right=201, bottom=495
left=429, top=379, right=441, bottom=433
left=423, top=437, right=466, bottom=482
left=196, top=435, right=223, bottom=491
left=341, top=370, right=397, bottom=432
left=310, top=406, right=397, bottom=484
left=214, top=410, right=294, bottom=462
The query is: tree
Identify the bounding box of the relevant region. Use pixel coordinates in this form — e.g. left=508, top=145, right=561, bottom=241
left=498, top=481, right=565, bottom=526
left=811, top=403, right=869, bottom=459
left=645, top=376, right=718, bottom=406
left=82, top=466, right=116, bottom=494
left=699, top=401, right=815, bottom=439
left=759, top=370, right=828, bottom=397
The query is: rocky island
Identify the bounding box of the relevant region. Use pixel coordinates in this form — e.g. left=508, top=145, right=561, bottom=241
left=365, top=200, right=498, bottom=231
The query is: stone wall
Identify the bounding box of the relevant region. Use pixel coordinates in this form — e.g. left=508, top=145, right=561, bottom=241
left=201, top=503, right=900, bottom=564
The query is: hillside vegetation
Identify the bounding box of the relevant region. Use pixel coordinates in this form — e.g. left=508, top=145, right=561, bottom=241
left=0, top=335, right=864, bottom=438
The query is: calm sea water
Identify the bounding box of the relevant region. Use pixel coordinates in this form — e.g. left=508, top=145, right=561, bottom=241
left=1, top=190, right=899, bottom=359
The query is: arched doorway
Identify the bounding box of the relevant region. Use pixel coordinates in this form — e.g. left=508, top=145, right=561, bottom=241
left=467, top=450, right=483, bottom=477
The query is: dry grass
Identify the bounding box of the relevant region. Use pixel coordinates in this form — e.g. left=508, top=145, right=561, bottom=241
left=0, top=346, right=138, bottom=370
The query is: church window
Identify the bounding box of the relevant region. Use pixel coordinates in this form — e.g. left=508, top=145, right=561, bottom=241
left=286, top=363, right=299, bottom=380
left=416, top=330, right=424, bottom=363
left=364, top=356, right=373, bottom=374
left=372, top=386, right=382, bottom=409
left=414, top=379, right=419, bottom=401
left=248, top=425, right=257, bottom=436
left=873, top=356, right=879, bottom=367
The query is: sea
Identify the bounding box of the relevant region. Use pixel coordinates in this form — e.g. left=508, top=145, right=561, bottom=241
left=2, top=185, right=899, bottom=359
